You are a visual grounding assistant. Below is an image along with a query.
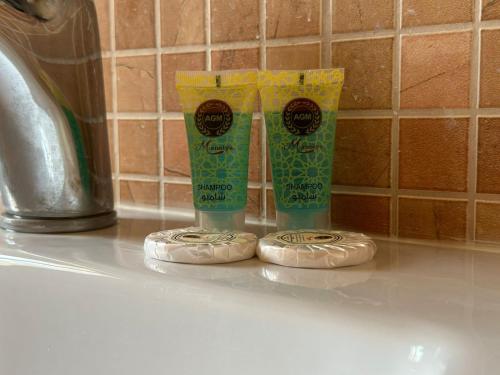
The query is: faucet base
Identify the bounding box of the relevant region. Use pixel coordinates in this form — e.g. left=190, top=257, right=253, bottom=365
left=0, top=211, right=117, bottom=233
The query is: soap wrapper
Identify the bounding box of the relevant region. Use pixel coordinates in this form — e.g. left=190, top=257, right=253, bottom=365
left=257, top=230, right=376, bottom=269
left=144, top=227, right=257, bottom=264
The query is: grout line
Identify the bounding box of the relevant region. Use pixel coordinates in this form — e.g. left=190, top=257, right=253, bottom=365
left=398, top=194, right=469, bottom=202
left=106, top=21, right=500, bottom=60
left=332, top=29, right=396, bottom=42
left=119, top=174, right=161, bottom=182
left=338, top=110, right=394, bottom=118
left=162, top=176, right=192, bottom=184
left=467, top=0, right=482, bottom=242
left=480, top=19, right=500, bottom=29
left=205, top=0, right=211, bottom=70
left=259, top=0, right=267, bottom=220
left=123, top=174, right=262, bottom=191
left=476, top=195, right=500, bottom=203
left=155, top=0, right=165, bottom=209
left=114, top=48, right=158, bottom=57
left=398, top=109, right=472, bottom=117
left=109, top=0, right=120, bottom=205
left=265, top=35, right=322, bottom=47
left=332, top=185, right=392, bottom=195
left=400, top=22, right=474, bottom=35
left=212, top=40, right=261, bottom=50
left=321, top=0, right=332, bottom=68
left=107, top=108, right=500, bottom=120
left=390, top=0, right=402, bottom=237
left=398, top=189, right=470, bottom=200
left=477, top=108, right=500, bottom=116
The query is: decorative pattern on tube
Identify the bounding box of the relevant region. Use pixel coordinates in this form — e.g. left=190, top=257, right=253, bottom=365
left=258, top=69, right=344, bottom=224
left=176, top=70, right=258, bottom=212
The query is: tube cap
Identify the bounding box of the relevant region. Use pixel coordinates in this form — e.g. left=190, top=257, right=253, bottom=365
left=144, top=227, right=257, bottom=264
left=276, top=208, right=330, bottom=231
left=257, top=230, right=377, bottom=269
left=196, top=209, right=245, bottom=231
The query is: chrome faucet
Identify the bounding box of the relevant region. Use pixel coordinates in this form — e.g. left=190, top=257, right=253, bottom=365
left=0, top=0, right=116, bottom=232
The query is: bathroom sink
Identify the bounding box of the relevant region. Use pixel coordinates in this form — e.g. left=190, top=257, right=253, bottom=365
left=0, top=209, right=498, bottom=374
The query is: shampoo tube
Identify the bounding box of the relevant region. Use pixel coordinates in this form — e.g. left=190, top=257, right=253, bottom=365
left=176, top=70, right=258, bottom=230
left=258, top=69, right=344, bottom=230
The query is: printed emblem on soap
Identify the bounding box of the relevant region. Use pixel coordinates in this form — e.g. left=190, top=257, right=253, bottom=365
left=195, top=99, right=233, bottom=137
left=282, top=98, right=322, bottom=136
left=276, top=231, right=343, bottom=245
left=171, top=231, right=237, bottom=244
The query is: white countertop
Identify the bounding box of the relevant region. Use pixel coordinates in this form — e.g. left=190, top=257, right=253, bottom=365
left=1, top=209, right=499, bottom=374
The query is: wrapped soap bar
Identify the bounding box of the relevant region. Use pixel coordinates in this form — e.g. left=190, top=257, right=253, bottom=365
left=144, top=227, right=257, bottom=264
left=257, top=230, right=376, bottom=269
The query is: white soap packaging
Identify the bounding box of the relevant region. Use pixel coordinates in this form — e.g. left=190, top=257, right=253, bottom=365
left=257, top=230, right=377, bottom=269
left=144, top=227, right=257, bottom=264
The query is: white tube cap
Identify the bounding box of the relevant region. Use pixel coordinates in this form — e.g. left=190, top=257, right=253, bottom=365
left=257, top=230, right=377, bottom=269
left=144, top=227, right=257, bottom=264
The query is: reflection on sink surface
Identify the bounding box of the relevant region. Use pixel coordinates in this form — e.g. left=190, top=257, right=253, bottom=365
left=0, top=208, right=499, bottom=374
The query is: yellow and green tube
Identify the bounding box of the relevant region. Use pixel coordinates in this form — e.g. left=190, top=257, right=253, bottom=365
left=258, top=69, right=344, bottom=230
left=176, top=70, right=258, bottom=230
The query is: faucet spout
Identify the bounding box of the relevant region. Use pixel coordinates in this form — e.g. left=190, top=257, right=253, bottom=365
left=0, top=0, right=116, bottom=232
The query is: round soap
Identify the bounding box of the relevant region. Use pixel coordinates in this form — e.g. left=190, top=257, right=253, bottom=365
left=257, top=230, right=377, bottom=269
left=144, top=227, right=257, bottom=264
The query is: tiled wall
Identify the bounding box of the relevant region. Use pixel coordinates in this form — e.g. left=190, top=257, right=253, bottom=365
left=96, top=0, right=500, bottom=243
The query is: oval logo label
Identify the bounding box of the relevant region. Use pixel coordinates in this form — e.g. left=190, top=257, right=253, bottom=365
left=195, top=99, right=233, bottom=137
left=171, top=231, right=236, bottom=244
left=282, top=98, right=322, bottom=136
left=276, top=231, right=343, bottom=245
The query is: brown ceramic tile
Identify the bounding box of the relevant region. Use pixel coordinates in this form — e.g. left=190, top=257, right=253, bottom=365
left=476, top=202, right=500, bottom=242
left=120, top=180, right=159, bottom=207
left=115, top=0, right=155, bottom=49
left=333, top=119, right=391, bottom=188
left=211, top=0, right=259, bottom=42
left=95, top=0, right=110, bottom=51
left=399, top=118, right=469, bottom=192
left=211, top=48, right=260, bottom=70
left=477, top=118, right=500, bottom=193
left=482, top=0, right=500, bottom=20
left=102, top=57, right=112, bottom=113
left=267, top=44, right=320, bottom=70
left=249, top=121, right=261, bottom=183
left=161, top=0, right=205, bottom=47
left=333, top=0, right=393, bottom=33
left=480, top=30, right=500, bottom=108
left=246, top=188, right=261, bottom=217
left=118, top=120, right=158, bottom=175
left=106, top=120, right=115, bottom=172
left=331, top=194, right=391, bottom=235
left=164, top=183, right=193, bottom=209
left=399, top=198, right=467, bottom=241
left=267, top=0, right=320, bottom=39
left=266, top=189, right=276, bottom=219
left=162, top=52, right=205, bottom=112
left=163, top=120, right=190, bottom=178
left=400, top=32, right=471, bottom=109
left=332, top=38, right=393, bottom=110
left=116, top=55, right=156, bottom=112
left=403, top=0, right=472, bottom=27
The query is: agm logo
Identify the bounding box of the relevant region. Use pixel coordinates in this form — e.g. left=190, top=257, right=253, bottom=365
left=282, top=97, right=322, bottom=136
left=195, top=99, right=233, bottom=137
